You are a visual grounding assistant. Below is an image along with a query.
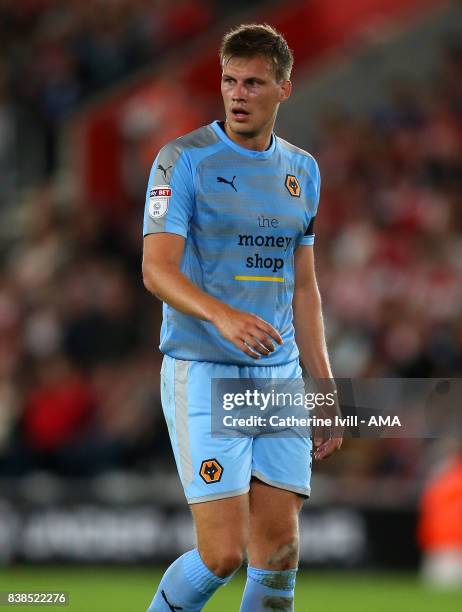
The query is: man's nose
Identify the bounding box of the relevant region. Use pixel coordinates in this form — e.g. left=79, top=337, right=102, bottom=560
left=232, top=82, right=246, bottom=100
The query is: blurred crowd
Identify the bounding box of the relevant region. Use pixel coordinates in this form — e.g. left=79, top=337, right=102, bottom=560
left=0, top=0, right=263, bottom=195
left=0, top=188, right=171, bottom=477
left=0, top=7, right=461, bottom=491
left=315, top=41, right=462, bottom=381
left=311, top=41, right=462, bottom=486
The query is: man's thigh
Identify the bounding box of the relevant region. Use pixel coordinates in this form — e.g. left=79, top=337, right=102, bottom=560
left=191, top=494, right=249, bottom=563
left=248, top=478, right=304, bottom=569
left=161, top=355, right=253, bottom=503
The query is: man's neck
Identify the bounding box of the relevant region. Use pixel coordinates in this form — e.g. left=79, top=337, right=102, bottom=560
left=223, top=121, right=273, bottom=152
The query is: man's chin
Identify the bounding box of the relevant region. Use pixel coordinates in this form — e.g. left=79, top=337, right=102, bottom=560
left=227, top=120, right=257, bottom=138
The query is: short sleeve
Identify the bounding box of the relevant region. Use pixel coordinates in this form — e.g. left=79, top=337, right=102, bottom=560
left=143, top=144, right=194, bottom=238
left=299, top=158, right=321, bottom=246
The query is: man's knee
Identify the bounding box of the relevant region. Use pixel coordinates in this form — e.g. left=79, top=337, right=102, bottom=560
left=266, top=537, right=299, bottom=570
left=200, top=545, right=245, bottom=578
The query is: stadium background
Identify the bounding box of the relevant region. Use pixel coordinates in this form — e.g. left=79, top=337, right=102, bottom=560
left=0, top=0, right=461, bottom=610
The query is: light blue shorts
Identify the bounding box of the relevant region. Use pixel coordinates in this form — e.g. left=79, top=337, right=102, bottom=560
left=160, top=355, right=312, bottom=504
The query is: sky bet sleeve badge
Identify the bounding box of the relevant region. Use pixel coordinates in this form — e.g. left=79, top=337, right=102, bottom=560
left=285, top=174, right=301, bottom=197
left=149, top=185, right=171, bottom=219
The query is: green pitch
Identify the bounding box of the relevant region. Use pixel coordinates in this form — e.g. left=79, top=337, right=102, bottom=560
left=1, top=566, right=462, bottom=611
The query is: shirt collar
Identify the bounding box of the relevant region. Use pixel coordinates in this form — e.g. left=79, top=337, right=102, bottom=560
left=211, top=120, right=276, bottom=159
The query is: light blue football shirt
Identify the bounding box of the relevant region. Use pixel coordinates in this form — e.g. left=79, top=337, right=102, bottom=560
left=143, top=120, right=321, bottom=366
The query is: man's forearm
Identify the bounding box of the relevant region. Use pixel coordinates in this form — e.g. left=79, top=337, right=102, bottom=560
left=295, top=286, right=343, bottom=456
left=143, top=261, right=282, bottom=358
left=293, top=286, right=333, bottom=379
left=143, top=263, right=224, bottom=324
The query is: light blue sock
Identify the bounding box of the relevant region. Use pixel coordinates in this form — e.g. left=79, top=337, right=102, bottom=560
left=147, top=548, right=234, bottom=611
left=239, top=566, right=297, bottom=611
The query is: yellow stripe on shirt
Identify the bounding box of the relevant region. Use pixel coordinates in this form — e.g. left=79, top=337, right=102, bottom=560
left=234, top=275, right=284, bottom=283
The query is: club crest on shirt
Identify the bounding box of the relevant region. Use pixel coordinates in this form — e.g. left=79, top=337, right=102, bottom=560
left=285, top=174, right=301, bottom=197
left=149, top=185, right=171, bottom=219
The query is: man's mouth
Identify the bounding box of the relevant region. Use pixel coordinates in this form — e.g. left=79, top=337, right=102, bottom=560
left=231, top=108, right=250, bottom=121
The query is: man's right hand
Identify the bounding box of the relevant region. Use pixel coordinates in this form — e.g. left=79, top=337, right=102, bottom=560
left=211, top=304, right=283, bottom=359
left=143, top=234, right=282, bottom=359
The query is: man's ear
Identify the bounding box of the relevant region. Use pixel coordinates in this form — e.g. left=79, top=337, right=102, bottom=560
left=279, top=79, right=292, bottom=102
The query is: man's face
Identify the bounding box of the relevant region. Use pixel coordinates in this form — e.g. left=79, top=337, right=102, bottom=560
left=221, top=54, right=291, bottom=139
